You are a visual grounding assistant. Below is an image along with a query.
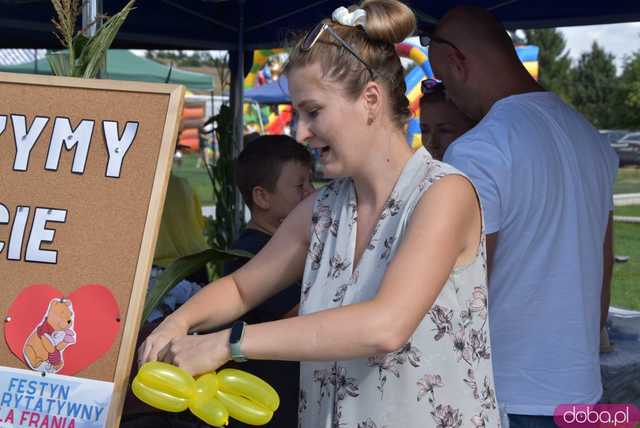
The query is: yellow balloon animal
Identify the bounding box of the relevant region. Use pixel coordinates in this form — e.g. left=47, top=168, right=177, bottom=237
left=132, top=362, right=280, bottom=426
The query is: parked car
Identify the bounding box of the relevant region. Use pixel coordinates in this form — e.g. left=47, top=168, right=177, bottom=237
left=612, top=132, right=640, bottom=166
left=599, top=129, right=630, bottom=145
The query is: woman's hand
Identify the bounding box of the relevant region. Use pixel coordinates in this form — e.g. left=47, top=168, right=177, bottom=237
left=138, top=316, right=190, bottom=366
left=160, top=330, right=231, bottom=376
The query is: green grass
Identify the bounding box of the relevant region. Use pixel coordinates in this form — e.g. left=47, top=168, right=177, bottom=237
left=615, top=204, right=640, bottom=217
left=612, top=205, right=640, bottom=310
left=614, top=167, right=640, bottom=194
left=171, top=153, right=215, bottom=205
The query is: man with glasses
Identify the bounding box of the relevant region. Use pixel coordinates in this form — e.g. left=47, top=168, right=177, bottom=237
left=423, top=6, right=618, bottom=428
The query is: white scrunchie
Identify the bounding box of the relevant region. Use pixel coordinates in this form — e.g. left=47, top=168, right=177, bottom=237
left=332, top=6, right=367, bottom=28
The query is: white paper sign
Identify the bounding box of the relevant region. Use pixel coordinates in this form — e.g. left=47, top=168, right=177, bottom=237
left=0, top=366, right=113, bottom=428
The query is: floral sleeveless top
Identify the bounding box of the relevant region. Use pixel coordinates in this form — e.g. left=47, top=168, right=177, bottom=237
left=298, top=148, right=499, bottom=428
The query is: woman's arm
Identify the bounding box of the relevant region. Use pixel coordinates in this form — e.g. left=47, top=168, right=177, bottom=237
left=163, top=175, right=483, bottom=374
left=139, top=193, right=315, bottom=363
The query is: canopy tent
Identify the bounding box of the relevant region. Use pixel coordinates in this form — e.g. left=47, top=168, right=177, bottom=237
left=0, top=49, right=45, bottom=66
left=1, top=1, right=639, bottom=50
left=0, top=49, right=214, bottom=92
left=244, top=76, right=289, bottom=104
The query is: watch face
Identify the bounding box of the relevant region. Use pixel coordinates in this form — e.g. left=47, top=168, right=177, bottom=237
left=230, top=321, right=244, bottom=344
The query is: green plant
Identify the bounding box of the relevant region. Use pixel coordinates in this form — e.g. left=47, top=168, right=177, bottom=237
left=47, top=0, right=135, bottom=78
left=147, top=105, right=247, bottom=318
left=204, top=105, right=244, bottom=255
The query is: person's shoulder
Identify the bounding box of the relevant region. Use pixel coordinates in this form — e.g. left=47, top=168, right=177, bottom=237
left=414, top=158, right=477, bottom=199
left=496, top=90, right=556, bottom=107
left=315, top=178, right=351, bottom=204
left=445, top=124, right=508, bottom=163
left=168, top=174, right=193, bottom=194
left=231, top=228, right=271, bottom=254
left=489, top=91, right=559, bottom=121
left=443, top=128, right=512, bottom=186
left=420, top=157, right=464, bottom=181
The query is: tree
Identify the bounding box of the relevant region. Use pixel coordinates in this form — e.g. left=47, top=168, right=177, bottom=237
left=146, top=50, right=224, bottom=67
left=146, top=50, right=230, bottom=93
left=570, top=41, right=619, bottom=128
left=524, top=28, right=572, bottom=102
left=615, top=50, right=640, bottom=129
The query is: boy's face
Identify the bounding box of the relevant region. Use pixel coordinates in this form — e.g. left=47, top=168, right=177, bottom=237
left=269, top=161, right=315, bottom=222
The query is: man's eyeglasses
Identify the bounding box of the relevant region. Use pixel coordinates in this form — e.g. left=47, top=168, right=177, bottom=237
left=421, top=78, right=445, bottom=95
left=302, top=22, right=375, bottom=80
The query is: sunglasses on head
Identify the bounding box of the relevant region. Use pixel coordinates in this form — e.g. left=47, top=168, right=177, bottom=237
left=421, top=78, right=445, bottom=95
left=301, top=21, right=375, bottom=80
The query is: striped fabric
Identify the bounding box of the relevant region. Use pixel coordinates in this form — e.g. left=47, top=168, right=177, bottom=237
left=0, top=49, right=44, bottom=66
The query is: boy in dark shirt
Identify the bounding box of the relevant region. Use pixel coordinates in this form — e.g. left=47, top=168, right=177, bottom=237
left=223, top=135, right=314, bottom=427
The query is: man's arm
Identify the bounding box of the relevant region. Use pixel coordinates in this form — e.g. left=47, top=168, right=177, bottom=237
left=601, top=212, right=614, bottom=330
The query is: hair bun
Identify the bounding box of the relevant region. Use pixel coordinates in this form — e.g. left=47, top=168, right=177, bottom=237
left=360, top=0, right=416, bottom=44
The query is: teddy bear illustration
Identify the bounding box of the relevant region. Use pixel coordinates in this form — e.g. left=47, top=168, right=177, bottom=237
left=23, top=298, right=77, bottom=373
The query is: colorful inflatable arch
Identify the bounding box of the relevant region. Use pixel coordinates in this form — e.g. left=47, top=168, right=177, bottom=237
left=244, top=49, right=285, bottom=89
left=515, top=44, right=540, bottom=81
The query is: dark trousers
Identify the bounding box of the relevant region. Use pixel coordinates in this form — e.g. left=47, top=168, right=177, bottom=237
left=508, top=414, right=558, bottom=428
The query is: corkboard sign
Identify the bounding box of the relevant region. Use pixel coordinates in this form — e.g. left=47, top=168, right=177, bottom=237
left=0, top=72, right=184, bottom=428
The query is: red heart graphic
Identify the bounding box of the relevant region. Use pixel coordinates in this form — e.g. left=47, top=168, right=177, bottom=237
left=3, top=284, right=121, bottom=375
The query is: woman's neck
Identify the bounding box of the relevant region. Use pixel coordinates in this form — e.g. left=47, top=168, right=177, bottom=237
left=351, top=129, right=413, bottom=209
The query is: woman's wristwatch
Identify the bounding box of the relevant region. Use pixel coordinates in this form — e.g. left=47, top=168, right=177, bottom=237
left=229, top=320, right=248, bottom=362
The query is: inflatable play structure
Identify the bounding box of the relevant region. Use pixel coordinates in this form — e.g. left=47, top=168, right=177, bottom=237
left=244, top=48, right=285, bottom=89
left=264, top=104, right=293, bottom=134
left=179, top=99, right=207, bottom=152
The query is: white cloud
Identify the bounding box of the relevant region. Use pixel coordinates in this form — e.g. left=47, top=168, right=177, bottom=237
left=558, top=22, right=640, bottom=71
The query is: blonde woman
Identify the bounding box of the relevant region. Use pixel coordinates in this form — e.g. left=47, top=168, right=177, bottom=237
left=140, top=1, right=499, bottom=426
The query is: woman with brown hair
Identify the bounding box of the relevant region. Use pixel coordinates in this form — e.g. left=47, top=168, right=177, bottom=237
left=420, top=79, right=477, bottom=161
left=140, top=1, right=499, bottom=426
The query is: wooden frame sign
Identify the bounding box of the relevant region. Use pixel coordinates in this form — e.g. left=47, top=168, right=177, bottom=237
left=0, top=72, right=185, bottom=428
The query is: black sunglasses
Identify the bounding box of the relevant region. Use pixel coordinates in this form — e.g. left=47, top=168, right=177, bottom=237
left=420, top=33, right=463, bottom=54
left=302, top=22, right=375, bottom=80
left=421, top=78, right=445, bottom=95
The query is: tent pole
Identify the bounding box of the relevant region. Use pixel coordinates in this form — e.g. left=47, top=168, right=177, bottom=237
left=229, top=0, right=246, bottom=235
left=255, top=102, right=265, bottom=134
left=82, top=0, right=104, bottom=77
left=82, top=0, right=102, bottom=36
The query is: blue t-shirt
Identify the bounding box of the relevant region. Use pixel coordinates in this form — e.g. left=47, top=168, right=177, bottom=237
left=444, top=92, right=618, bottom=415
left=223, top=228, right=300, bottom=428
